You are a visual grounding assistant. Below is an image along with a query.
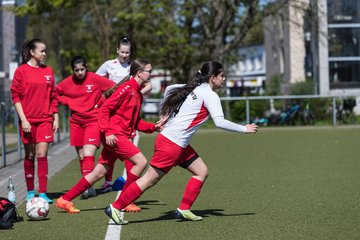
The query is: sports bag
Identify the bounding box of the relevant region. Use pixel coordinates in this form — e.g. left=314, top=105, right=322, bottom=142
left=0, top=197, right=23, bottom=229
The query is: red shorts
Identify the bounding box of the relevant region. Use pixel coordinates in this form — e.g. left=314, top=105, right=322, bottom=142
left=97, top=134, right=140, bottom=166
left=70, top=121, right=100, bottom=147
left=150, top=134, right=199, bottom=173
left=19, top=121, right=54, bottom=144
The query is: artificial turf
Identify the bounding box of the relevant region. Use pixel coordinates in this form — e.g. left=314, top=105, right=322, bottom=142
left=2, top=126, right=360, bottom=240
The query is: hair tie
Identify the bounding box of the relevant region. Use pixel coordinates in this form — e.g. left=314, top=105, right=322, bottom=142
left=198, top=70, right=201, bottom=74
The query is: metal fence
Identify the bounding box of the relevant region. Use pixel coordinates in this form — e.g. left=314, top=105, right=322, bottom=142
left=0, top=104, right=69, bottom=168
left=1, top=94, right=359, bottom=168
left=144, top=94, right=360, bottom=125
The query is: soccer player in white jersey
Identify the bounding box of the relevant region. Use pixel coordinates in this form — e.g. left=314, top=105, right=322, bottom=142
left=96, top=37, right=152, bottom=212
left=104, top=61, right=258, bottom=225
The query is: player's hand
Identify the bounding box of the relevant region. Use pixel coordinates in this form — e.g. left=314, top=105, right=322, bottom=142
left=106, top=134, right=118, bottom=147
left=155, top=115, right=169, bottom=132
left=21, top=120, right=31, bottom=133
left=245, top=123, right=258, bottom=134
left=53, top=114, right=59, bottom=132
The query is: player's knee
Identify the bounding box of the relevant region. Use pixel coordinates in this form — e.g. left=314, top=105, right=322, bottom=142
left=134, top=157, right=147, bottom=169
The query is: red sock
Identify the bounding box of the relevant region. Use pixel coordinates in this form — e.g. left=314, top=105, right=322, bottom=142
left=124, top=160, right=134, bottom=174
left=122, top=169, right=140, bottom=191
left=105, top=162, right=114, bottom=182
left=112, top=182, right=142, bottom=210
left=79, top=158, right=84, bottom=175
left=62, top=177, right=91, bottom=201
left=24, top=158, right=35, bottom=191
left=82, top=156, right=95, bottom=176
left=179, top=177, right=204, bottom=210
left=37, top=157, right=48, bottom=193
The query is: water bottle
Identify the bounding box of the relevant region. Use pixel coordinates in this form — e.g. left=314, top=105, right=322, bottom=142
left=7, top=176, right=16, bottom=203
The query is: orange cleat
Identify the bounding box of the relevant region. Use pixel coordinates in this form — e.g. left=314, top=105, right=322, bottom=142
left=56, top=196, right=80, bottom=214
left=122, top=203, right=141, bottom=212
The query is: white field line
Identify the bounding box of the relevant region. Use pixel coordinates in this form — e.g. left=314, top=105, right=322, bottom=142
left=104, top=133, right=140, bottom=240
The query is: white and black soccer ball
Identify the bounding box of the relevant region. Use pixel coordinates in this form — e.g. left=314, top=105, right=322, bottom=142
left=25, top=197, right=49, bottom=220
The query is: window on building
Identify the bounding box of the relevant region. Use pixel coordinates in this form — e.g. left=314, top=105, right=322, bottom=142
left=329, top=61, right=360, bottom=88
left=328, top=0, right=360, bottom=24
left=328, top=28, right=360, bottom=57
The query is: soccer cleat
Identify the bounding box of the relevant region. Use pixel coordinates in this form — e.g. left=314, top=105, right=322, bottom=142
left=38, top=193, right=53, bottom=204
left=80, top=186, right=96, bottom=199
left=175, top=208, right=203, bottom=221
left=56, top=196, right=80, bottom=214
left=104, top=204, right=128, bottom=225
left=122, top=203, right=141, bottom=212
left=25, top=190, right=36, bottom=202
left=99, top=181, right=112, bottom=193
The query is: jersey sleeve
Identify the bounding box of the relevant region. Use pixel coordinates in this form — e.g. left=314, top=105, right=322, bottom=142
left=204, top=91, right=247, bottom=133
left=50, top=71, right=58, bottom=113
left=163, top=84, right=185, bottom=99
left=135, top=119, right=155, bottom=133
left=10, top=68, right=23, bottom=104
left=96, top=62, right=108, bottom=77
left=55, top=80, right=68, bottom=106
left=96, top=74, right=116, bottom=91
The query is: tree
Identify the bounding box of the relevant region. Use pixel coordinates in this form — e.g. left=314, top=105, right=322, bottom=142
left=14, top=0, right=302, bottom=83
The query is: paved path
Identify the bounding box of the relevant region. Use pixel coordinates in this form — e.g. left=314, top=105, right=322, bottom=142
left=0, top=136, right=77, bottom=206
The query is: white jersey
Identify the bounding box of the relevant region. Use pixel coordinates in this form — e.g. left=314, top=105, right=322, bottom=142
left=161, top=83, right=247, bottom=148
left=96, top=58, right=130, bottom=83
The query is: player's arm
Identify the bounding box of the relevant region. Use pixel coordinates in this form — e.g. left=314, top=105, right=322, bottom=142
left=205, top=93, right=258, bottom=134
left=140, top=81, right=152, bottom=95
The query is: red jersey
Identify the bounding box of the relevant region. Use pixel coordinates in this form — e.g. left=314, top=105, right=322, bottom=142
left=56, top=72, right=115, bottom=124
left=98, top=77, right=155, bottom=137
left=10, top=63, right=58, bottom=123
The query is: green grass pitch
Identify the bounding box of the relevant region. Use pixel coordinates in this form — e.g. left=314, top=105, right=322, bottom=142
left=2, top=127, right=360, bottom=240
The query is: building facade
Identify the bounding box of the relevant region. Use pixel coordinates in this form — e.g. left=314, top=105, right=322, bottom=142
left=321, top=0, right=360, bottom=95
left=227, top=45, right=266, bottom=96
left=0, top=0, right=26, bottom=103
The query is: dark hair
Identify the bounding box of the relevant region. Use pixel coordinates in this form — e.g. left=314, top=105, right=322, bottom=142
left=71, top=56, right=87, bottom=70
left=117, top=36, right=134, bottom=60
left=104, top=58, right=150, bottom=98
left=21, top=39, right=45, bottom=64
left=160, top=61, right=223, bottom=117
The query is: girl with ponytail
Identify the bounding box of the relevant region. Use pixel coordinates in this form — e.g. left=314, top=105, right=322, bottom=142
left=96, top=37, right=153, bottom=195
left=104, top=61, right=258, bottom=225
left=10, top=39, right=58, bottom=203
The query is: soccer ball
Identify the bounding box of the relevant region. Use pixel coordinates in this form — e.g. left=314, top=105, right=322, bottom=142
left=25, top=197, right=49, bottom=220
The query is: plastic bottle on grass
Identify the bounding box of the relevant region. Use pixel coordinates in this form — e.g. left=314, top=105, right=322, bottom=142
left=7, top=176, right=16, bottom=203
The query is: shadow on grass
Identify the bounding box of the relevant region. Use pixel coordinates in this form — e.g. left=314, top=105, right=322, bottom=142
left=128, top=208, right=256, bottom=224
left=47, top=191, right=65, bottom=200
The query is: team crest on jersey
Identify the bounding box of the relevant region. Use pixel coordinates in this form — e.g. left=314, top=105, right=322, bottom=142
left=44, top=75, right=52, bottom=82
left=85, top=84, right=94, bottom=92
left=190, top=92, right=197, bottom=100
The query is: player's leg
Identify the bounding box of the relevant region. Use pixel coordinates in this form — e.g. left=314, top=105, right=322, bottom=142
left=175, top=145, right=208, bottom=221
left=23, top=143, right=36, bottom=202
left=56, top=163, right=108, bottom=213
left=105, top=166, right=165, bottom=224
left=80, top=144, right=98, bottom=199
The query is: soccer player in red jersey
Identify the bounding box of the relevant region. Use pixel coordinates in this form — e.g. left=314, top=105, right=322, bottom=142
left=96, top=37, right=152, bottom=196
left=56, top=58, right=161, bottom=214
left=10, top=39, right=59, bottom=203
left=104, top=61, right=258, bottom=224
left=56, top=56, right=115, bottom=199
